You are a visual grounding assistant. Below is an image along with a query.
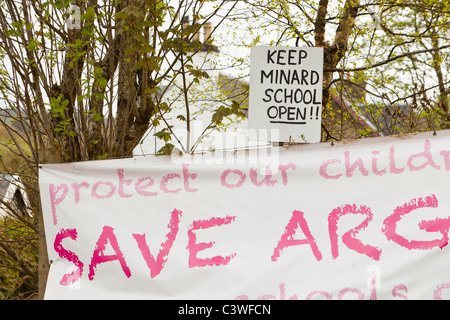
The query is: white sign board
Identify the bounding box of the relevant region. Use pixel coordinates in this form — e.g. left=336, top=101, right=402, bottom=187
left=248, top=46, right=323, bottom=143
left=39, top=130, right=450, bottom=299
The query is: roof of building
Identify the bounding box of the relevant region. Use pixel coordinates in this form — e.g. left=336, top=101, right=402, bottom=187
left=0, top=174, right=31, bottom=218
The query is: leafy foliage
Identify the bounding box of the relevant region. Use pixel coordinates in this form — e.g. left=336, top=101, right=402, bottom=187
left=0, top=218, right=38, bottom=300
left=224, top=0, right=450, bottom=140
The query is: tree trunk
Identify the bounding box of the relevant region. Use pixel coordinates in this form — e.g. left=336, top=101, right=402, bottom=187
left=314, top=0, right=360, bottom=141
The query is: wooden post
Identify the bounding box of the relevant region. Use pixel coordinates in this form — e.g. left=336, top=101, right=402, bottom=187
left=38, top=147, right=61, bottom=300
left=37, top=203, right=49, bottom=300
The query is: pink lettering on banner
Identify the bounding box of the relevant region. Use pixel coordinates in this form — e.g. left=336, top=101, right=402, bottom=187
left=367, top=272, right=378, bottom=300
left=392, top=284, right=408, bottom=300
left=117, top=168, right=133, bottom=198
left=337, top=287, right=364, bottom=300
left=389, top=146, right=405, bottom=174
left=383, top=195, right=450, bottom=250
left=407, top=140, right=440, bottom=171
left=278, top=163, right=297, bottom=185
left=135, top=176, right=157, bottom=196
left=249, top=167, right=277, bottom=187
left=133, top=209, right=182, bottom=278
left=433, top=283, right=450, bottom=300
left=71, top=181, right=89, bottom=203
left=182, top=164, right=199, bottom=192
left=238, top=282, right=414, bottom=300
left=88, top=226, right=131, bottom=280
left=160, top=173, right=181, bottom=194
left=49, top=167, right=199, bottom=211
left=279, top=283, right=298, bottom=300
left=440, top=150, right=450, bottom=170
left=319, top=140, right=444, bottom=180
left=49, top=183, right=68, bottom=225
left=272, top=210, right=322, bottom=262
left=305, top=291, right=332, bottom=300
left=54, top=228, right=84, bottom=286
left=91, top=181, right=116, bottom=199
left=239, top=283, right=299, bottom=300
left=344, top=151, right=369, bottom=178
left=187, top=215, right=236, bottom=268
left=328, top=204, right=382, bottom=260
left=221, top=164, right=297, bottom=188
left=221, top=169, right=246, bottom=189
left=371, top=151, right=386, bottom=176
left=258, top=294, right=276, bottom=300
left=319, top=159, right=342, bottom=180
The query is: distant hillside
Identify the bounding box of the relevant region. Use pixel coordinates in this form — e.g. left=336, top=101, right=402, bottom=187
left=0, top=126, right=31, bottom=173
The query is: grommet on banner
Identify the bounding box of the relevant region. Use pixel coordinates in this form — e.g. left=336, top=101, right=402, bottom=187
left=433, top=130, right=437, bottom=136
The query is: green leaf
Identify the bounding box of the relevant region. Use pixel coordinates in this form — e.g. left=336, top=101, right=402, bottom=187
left=153, top=129, right=172, bottom=142
left=96, top=76, right=107, bottom=89
left=156, top=143, right=175, bottom=155
left=92, top=113, right=103, bottom=121
left=97, top=152, right=109, bottom=160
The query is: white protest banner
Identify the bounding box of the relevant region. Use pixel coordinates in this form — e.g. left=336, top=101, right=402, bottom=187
left=39, top=130, right=450, bottom=299
left=248, top=46, right=323, bottom=143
